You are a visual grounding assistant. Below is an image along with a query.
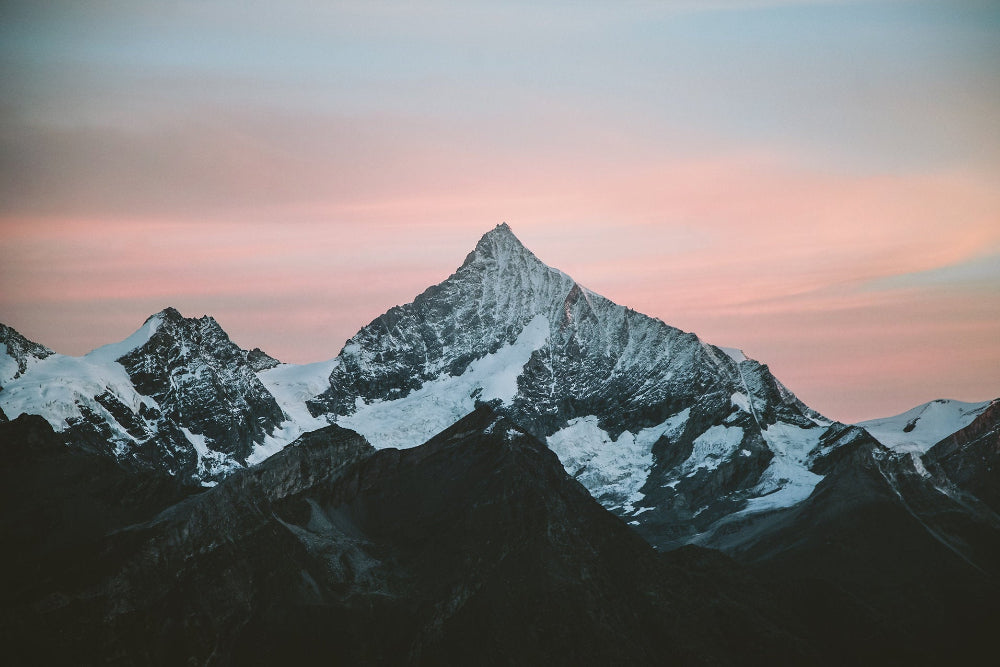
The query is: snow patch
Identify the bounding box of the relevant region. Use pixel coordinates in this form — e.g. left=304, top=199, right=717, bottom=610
left=181, top=426, right=240, bottom=480
left=0, top=343, right=20, bottom=385
left=338, top=315, right=550, bottom=449
left=85, top=313, right=164, bottom=364
left=547, top=408, right=690, bottom=513
left=248, top=358, right=341, bottom=465
left=739, top=422, right=825, bottom=515
left=683, top=425, right=744, bottom=473
left=859, top=399, right=991, bottom=454
left=720, top=347, right=747, bottom=363
left=0, top=353, right=148, bottom=431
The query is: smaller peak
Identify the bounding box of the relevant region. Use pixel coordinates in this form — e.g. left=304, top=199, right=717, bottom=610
left=247, top=347, right=280, bottom=372
left=148, top=306, right=184, bottom=324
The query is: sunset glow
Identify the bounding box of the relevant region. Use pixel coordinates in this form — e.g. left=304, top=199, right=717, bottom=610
left=2, top=1, right=998, bottom=423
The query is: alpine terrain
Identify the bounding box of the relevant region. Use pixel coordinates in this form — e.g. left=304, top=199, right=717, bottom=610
left=1, top=223, right=997, bottom=665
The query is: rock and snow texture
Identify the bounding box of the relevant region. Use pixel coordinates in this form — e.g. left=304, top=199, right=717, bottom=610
left=0, top=309, right=295, bottom=482
left=859, top=399, right=992, bottom=454
left=0, top=324, right=53, bottom=387
left=294, top=223, right=836, bottom=542
left=0, top=224, right=888, bottom=543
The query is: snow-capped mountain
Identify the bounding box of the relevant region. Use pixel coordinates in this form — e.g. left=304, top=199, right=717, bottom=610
left=5, top=223, right=993, bottom=546
left=275, top=223, right=834, bottom=544
left=0, top=224, right=845, bottom=540
left=858, top=398, right=992, bottom=454
left=0, top=323, right=53, bottom=389
left=0, top=308, right=285, bottom=482
left=924, top=398, right=1000, bottom=513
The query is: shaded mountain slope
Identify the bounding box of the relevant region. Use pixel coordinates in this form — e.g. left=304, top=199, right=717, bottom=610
left=0, top=308, right=286, bottom=482
left=925, top=398, right=1000, bottom=513
left=700, top=424, right=1000, bottom=665
left=1, top=407, right=823, bottom=667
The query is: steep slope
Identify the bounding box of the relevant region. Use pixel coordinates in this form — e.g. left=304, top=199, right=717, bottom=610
left=0, top=309, right=287, bottom=482
left=925, top=398, right=1000, bottom=513
left=699, top=423, right=1000, bottom=664
left=1, top=407, right=822, bottom=666
left=859, top=398, right=992, bottom=454
left=283, top=223, right=830, bottom=543
left=0, top=414, right=198, bottom=610
left=0, top=323, right=53, bottom=387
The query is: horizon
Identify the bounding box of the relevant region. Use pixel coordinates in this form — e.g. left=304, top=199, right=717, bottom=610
left=2, top=1, right=999, bottom=423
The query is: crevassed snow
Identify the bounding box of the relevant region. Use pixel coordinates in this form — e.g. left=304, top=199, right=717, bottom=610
left=741, top=456, right=823, bottom=514
left=246, top=358, right=340, bottom=465
left=858, top=399, right=991, bottom=454
left=337, top=315, right=550, bottom=449
left=0, top=315, right=164, bottom=436
left=547, top=408, right=690, bottom=513
left=739, top=422, right=824, bottom=515
left=258, top=359, right=338, bottom=428
left=683, top=425, right=744, bottom=474
left=0, top=352, right=151, bottom=430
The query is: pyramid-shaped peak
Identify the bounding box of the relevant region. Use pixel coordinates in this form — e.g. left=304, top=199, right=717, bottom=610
left=462, top=222, right=548, bottom=271
left=148, top=306, right=184, bottom=324
left=477, top=222, right=525, bottom=249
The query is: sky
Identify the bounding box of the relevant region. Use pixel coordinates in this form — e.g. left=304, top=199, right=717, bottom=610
left=1, top=0, right=998, bottom=423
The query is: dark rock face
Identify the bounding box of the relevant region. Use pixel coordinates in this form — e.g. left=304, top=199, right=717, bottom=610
left=246, top=346, right=280, bottom=372
left=699, top=425, right=1000, bottom=665
left=0, top=312, right=290, bottom=483
left=2, top=407, right=826, bottom=666
left=0, top=414, right=198, bottom=654
left=0, top=323, right=53, bottom=386
left=925, top=399, right=1000, bottom=513
left=116, top=307, right=286, bottom=466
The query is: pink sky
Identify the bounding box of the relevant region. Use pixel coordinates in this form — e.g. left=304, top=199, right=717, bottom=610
left=2, top=1, right=998, bottom=423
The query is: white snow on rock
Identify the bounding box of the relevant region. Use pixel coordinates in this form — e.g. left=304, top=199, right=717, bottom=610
left=181, top=426, right=239, bottom=483
left=683, top=425, right=744, bottom=474
left=337, top=315, right=550, bottom=449
left=730, top=392, right=750, bottom=413
left=84, top=312, right=164, bottom=364
left=258, top=359, right=338, bottom=428
left=858, top=399, right=992, bottom=454
left=0, top=343, right=20, bottom=386
left=0, top=352, right=151, bottom=431
left=548, top=408, right=690, bottom=512
left=739, top=422, right=824, bottom=515
left=248, top=359, right=340, bottom=465
left=720, top=347, right=747, bottom=364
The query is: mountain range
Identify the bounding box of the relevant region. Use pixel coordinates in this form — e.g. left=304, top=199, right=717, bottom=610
left=1, top=223, right=997, bottom=665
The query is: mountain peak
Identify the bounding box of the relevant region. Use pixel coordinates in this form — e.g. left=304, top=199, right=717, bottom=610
left=462, top=222, right=541, bottom=268
left=150, top=306, right=184, bottom=324
left=488, top=220, right=514, bottom=237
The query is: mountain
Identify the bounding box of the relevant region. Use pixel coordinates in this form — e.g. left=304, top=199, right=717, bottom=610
left=698, top=420, right=1000, bottom=663
left=0, top=308, right=286, bottom=482
left=858, top=398, right=992, bottom=454
left=1, top=407, right=825, bottom=666
left=287, top=223, right=831, bottom=545
left=0, top=323, right=53, bottom=388
left=3, top=224, right=994, bottom=551
left=924, top=398, right=1000, bottom=513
